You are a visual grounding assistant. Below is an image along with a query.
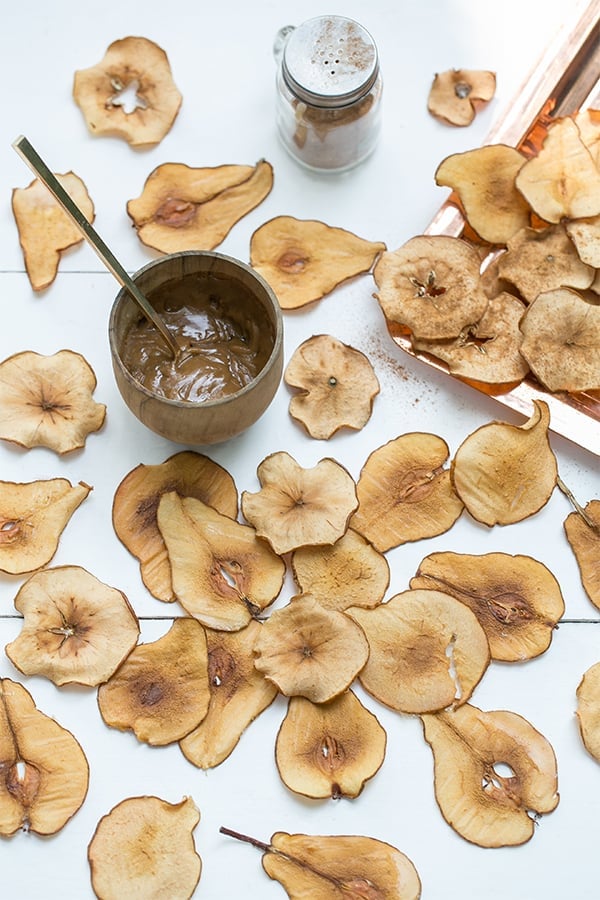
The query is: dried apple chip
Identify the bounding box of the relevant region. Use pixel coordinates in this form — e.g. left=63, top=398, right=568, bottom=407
left=284, top=334, right=379, bottom=439
left=0, top=477, right=91, bottom=575
left=250, top=216, right=386, bottom=310
left=241, top=451, right=358, bottom=555
left=0, top=350, right=105, bottom=453
left=291, top=528, right=389, bottom=612
left=576, top=661, right=600, bottom=762
left=0, top=678, right=89, bottom=836
left=12, top=172, right=95, bottom=292
left=220, top=828, right=422, bottom=899
left=180, top=620, right=278, bottom=769
left=519, top=289, right=600, bottom=392
left=112, top=451, right=237, bottom=603
left=410, top=551, right=564, bottom=661
left=98, top=618, right=209, bottom=746
left=6, top=566, right=139, bottom=686
left=565, top=214, right=600, bottom=268
left=564, top=499, right=600, bottom=610
left=275, top=690, right=386, bottom=800
left=73, top=36, right=182, bottom=148
left=451, top=400, right=557, bottom=526
left=374, top=235, right=489, bottom=340
left=128, top=159, right=274, bottom=253
left=88, top=795, right=201, bottom=899
left=157, top=492, right=285, bottom=630
left=348, top=590, right=490, bottom=714
left=421, top=703, right=559, bottom=847
left=412, top=291, right=530, bottom=385
left=435, top=145, right=530, bottom=243
left=253, top=595, right=369, bottom=703
left=350, top=432, right=463, bottom=552
left=428, top=68, right=496, bottom=127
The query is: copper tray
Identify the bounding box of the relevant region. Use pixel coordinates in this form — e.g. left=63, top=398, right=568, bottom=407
left=387, top=1, right=600, bottom=457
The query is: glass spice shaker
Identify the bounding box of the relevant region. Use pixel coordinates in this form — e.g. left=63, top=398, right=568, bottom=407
left=274, top=15, right=383, bottom=173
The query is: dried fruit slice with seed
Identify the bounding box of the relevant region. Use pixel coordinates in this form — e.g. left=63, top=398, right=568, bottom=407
left=157, top=492, right=285, bottom=630
left=0, top=678, right=89, bottom=836
left=564, top=499, right=600, bottom=610
left=128, top=159, right=274, bottom=252
left=97, top=618, right=209, bottom=746
left=0, top=350, right=106, bottom=453
left=427, top=68, right=496, bottom=127
left=519, top=289, right=600, bottom=392
left=451, top=400, right=557, bottom=526
left=410, top=551, right=564, bottom=661
left=73, top=36, right=182, bottom=148
left=576, top=661, right=600, bottom=762
left=291, top=528, right=389, bottom=612
left=434, top=144, right=530, bottom=243
left=421, top=703, right=559, bottom=847
left=241, top=452, right=358, bottom=555
left=253, top=595, right=369, bottom=703
left=5, top=566, right=139, bottom=686
left=180, top=620, right=278, bottom=769
left=284, top=334, right=379, bottom=439
left=11, top=173, right=95, bottom=291
left=350, top=432, right=463, bottom=552
left=250, top=216, right=386, bottom=310
left=112, top=451, right=237, bottom=603
left=348, top=589, right=490, bottom=714
left=88, top=796, right=201, bottom=899
left=412, top=291, right=529, bottom=385
left=374, top=235, right=489, bottom=340
left=0, top=478, right=91, bottom=575
left=275, top=690, right=386, bottom=799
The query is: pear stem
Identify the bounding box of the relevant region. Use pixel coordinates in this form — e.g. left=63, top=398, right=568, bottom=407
left=219, top=826, right=271, bottom=853
left=557, top=476, right=600, bottom=535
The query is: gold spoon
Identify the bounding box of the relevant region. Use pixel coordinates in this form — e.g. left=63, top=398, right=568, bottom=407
left=12, top=134, right=182, bottom=360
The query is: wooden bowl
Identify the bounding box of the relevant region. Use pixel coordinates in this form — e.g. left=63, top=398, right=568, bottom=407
left=108, top=251, right=283, bottom=445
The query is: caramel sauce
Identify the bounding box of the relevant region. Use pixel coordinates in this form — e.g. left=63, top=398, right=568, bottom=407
left=121, top=273, right=274, bottom=402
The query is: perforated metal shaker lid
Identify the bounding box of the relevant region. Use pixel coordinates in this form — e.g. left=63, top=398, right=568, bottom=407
left=281, top=16, right=379, bottom=108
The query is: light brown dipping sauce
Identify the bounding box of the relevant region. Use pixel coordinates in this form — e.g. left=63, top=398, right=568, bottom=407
left=120, top=272, right=275, bottom=402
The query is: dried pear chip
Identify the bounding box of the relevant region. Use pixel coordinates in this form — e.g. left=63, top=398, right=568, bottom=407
left=421, top=703, right=559, bottom=847
left=241, top=451, right=358, bottom=555
left=0, top=678, right=89, bottom=836
left=564, top=499, right=600, bottom=610
left=374, top=235, right=489, bottom=340
left=412, top=291, right=530, bottom=385
left=565, top=214, right=600, bottom=268
left=253, top=595, right=369, bottom=703
left=11, top=172, right=95, bottom=292
left=576, top=661, right=600, bottom=762
left=348, top=590, right=490, bottom=714
left=410, top=551, right=564, bottom=661
left=515, top=116, right=600, bottom=223
left=0, top=477, right=91, bottom=575
left=112, top=451, right=237, bottom=603
left=73, top=36, right=182, bottom=148
left=497, top=224, right=594, bottom=303
left=6, top=566, right=139, bottom=686
left=88, top=795, right=201, bottom=899
left=451, top=400, right=557, bottom=526
left=0, top=350, right=106, bottom=453
left=275, top=690, right=386, bottom=800
left=157, top=492, right=285, bottom=630
left=284, top=334, right=379, bottom=439
left=128, top=159, right=274, bottom=253
left=428, top=68, right=496, bottom=127
left=97, top=618, right=209, bottom=746
left=519, top=289, right=600, bottom=392
left=291, top=528, right=389, bottom=612
left=350, top=432, right=463, bottom=553
left=435, top=144, right=530, bottom=244
left=180, top=620, right=278, bottom=768
left=250, top=216, right=386, bottom=310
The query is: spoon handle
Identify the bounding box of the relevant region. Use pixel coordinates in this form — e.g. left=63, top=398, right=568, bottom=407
left=12, top=135, right=180, bottom=359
